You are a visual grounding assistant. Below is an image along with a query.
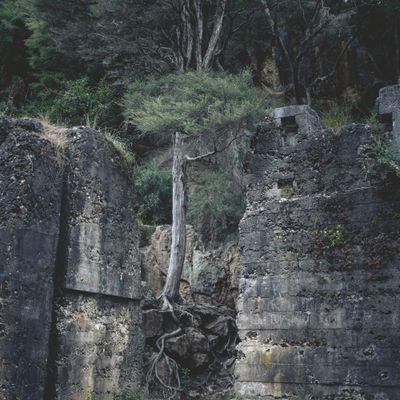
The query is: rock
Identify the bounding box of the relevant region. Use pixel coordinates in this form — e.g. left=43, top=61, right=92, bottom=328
left=205, top=316, right=230, bottom=338
left=165, top=334, right=191, bottom=359
left=141, top=224, right=240, bottom=307
left=186, top=327, right=209, bottom=353
left=190, top=250, right=226, bottom=296
left=191, top=353, right=210, bottom=369
left=13, top=117, right=43, bottom=133
left=165, top=327, right=209, bottom=361
left=143, top=309, right=164, bottom=338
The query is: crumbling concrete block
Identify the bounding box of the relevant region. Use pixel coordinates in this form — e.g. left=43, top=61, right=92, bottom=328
left=377, top=84, right=400, bottom=145
left=272, top=105, right=322, bottom=143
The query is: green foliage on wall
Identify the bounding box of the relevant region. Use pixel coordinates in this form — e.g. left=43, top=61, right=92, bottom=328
left=358, top=138, right=400, bottom=180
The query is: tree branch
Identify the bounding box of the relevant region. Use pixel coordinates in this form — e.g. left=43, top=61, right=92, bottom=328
left=185, top=129, right=246, bottom=162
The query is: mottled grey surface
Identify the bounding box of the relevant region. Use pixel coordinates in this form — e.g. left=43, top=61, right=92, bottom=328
left=63, top=128, right=141, bottom=300
left=0, top=120, right=143, bottom=400
left=0, top=119, right=64, bottom=400
left=236, top=104, right=400, bottom=399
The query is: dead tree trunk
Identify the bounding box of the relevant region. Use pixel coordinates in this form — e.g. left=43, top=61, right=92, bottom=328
left=161, top=130, right=244, bottom=307
left=162, top=132, right=187, bottom=304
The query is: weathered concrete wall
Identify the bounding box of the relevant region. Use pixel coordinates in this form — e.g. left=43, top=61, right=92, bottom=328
left=48, top=128, right=143, bottom=399
left=0, top=120, right=143, bottom=400
left=236, top=99, right=400, bottom=399
left=0, top=119, right=64, bottom=399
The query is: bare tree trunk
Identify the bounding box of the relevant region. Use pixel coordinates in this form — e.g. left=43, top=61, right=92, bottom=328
left=194, top=0, right=204, bottom=71
left=202, top=0, right=227, bottom=70
left=162, top=132, right=187, bottom=304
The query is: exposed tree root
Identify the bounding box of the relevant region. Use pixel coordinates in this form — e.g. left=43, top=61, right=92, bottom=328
left=146, top=300, right=238, bottom=399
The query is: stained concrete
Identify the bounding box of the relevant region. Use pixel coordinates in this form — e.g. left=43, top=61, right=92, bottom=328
left=0, top=120, right=143, bottom=400
left=0, top=119, right=64, bottom=399
left=236, top=104, right=400, bottom=399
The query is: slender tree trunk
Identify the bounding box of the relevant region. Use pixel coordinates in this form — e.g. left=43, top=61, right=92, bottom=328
left=202, top=0, right=227, bottom=70
left=162, top=132, right=187, bottom=303
left=395, top=18, right=400, bottom=83
left=194, top=0, right=204, bottom=71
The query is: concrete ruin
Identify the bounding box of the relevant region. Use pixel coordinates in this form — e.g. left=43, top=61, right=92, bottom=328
left=236, top=96, right=400, bottom=399
left=0, top=119, right=143, bottom=400
left=377, top=84, right=400, bottom=145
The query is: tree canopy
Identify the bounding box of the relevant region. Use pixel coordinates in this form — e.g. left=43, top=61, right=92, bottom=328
left=124, top=70, right=266, bottom=136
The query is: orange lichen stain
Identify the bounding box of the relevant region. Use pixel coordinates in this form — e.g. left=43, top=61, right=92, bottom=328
left=262, top=349, right=272, bottom=364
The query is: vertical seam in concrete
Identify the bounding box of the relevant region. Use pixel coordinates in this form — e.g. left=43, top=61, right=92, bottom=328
left=44, top=165, right=70, bottom=400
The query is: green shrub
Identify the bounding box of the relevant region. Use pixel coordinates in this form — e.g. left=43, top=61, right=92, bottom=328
left=188, top=171, right=245, bottom=243
left=27, top=77, right=120, bottom=127
left=358, top=137, right=400, bottom=179
left=124, top=70, right=266, bottom=135
left=134, top=162, right=172, bottom=225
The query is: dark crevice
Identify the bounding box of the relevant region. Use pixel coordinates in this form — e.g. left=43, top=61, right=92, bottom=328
left=281, top=116, right=298, bottom=133
left=379, top=113, right=393, bottom=131
left=44, top=165, right=70, bottom=400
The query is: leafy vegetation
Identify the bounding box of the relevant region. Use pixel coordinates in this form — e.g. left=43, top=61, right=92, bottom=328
left=104, top=131, right=135, bottom=167
left=358, top=138, right=400, bottom=180
left=124, top=70, right=266, bottom=136
left=319, top=224, right=346, bottom=249
left=318, top=104, right=353, bottom=128
left=188, top=171, right=245, bottom=243
left=26, top=78, right=120, bottom=127
left=133, top=162, right=173, bottom=225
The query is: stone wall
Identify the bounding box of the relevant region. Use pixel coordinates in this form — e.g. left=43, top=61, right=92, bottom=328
left=0, top=119, right=143, bottom=400
left=236, top=93, right=400, bottom=399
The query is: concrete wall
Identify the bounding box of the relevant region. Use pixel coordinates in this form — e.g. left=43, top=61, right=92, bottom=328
left=0, top=119, right=143, bottom=400
left=0, top=119, right=64, bottom=399
left=236, top=97, right=400, bottom=399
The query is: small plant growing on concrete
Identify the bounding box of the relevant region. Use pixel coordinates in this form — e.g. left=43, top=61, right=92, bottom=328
left=321, top=224, right=345, bottom=248
left=316, top=224, right=345, bottom=249
left=358, top=137, right=400, bottom=180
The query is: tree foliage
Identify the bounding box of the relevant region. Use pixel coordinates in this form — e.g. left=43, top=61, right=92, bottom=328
left=124, top=70, right=266, bottom=135
left=0, top=0, right=399, bottom=120
left=133, top=162, right=173, bottom=225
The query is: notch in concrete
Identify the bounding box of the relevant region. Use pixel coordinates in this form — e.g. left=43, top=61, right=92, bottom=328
left=278, top=178, right=297, bottom=199
left=281, top=116, right=298, bottom=133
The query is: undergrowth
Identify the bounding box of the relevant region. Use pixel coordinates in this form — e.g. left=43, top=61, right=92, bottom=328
left=358, top=137, right=400, bottom=180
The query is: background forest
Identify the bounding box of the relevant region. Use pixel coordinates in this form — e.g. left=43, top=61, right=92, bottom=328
left=1, top=0, right=399, bottom=126
left=1, top=0, right=400, bottom=238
